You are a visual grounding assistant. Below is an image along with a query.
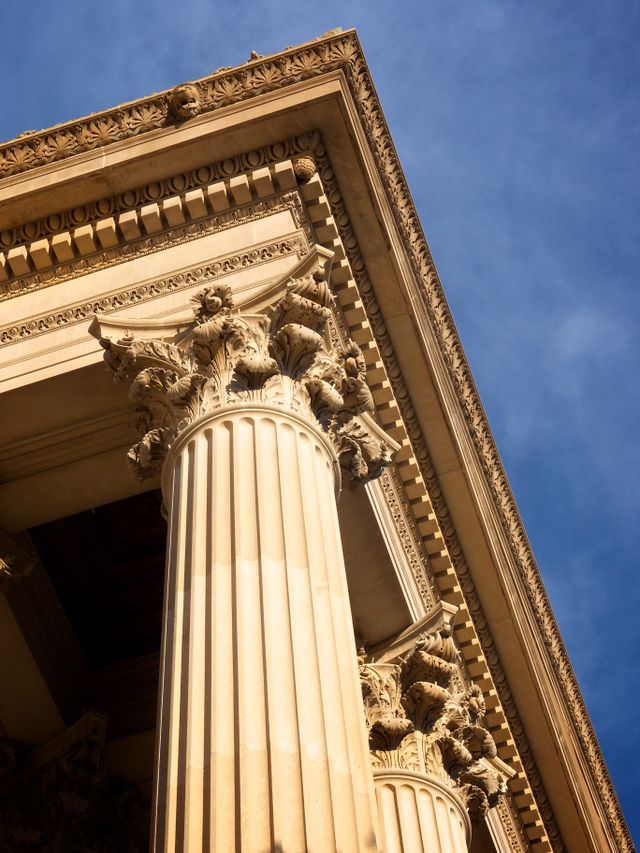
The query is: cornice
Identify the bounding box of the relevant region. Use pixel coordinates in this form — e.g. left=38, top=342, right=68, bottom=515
left=306, top=144, right=559, bottom=850
left=0, top=151, right=313, bottom=297
left=0, top=28, right=628, bottom=848
left=334, top=40, right=631, bottom=853
left=0, top=29, right=346, bottom=181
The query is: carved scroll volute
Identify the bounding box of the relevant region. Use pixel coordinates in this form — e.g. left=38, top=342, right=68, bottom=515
left=90, top=248, right=399, bottom=485
left=360, top=624, right=507, bottom=822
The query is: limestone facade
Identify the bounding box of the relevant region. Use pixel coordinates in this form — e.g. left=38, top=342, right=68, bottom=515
left=0, top=29, right=631, bottom=852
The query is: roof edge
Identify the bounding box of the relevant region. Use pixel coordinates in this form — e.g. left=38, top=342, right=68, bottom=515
left=0, top=28, right=348, bottom=162
left=345, top=33, right=631, bottom=853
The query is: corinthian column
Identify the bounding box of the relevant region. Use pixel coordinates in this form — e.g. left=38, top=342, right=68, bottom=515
left=359, top=617, right=507, bottom=852
left=91, top=249, right=395, bottom=851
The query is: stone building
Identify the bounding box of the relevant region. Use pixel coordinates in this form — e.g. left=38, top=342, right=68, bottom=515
left=0, top=29, right=631, bottom=852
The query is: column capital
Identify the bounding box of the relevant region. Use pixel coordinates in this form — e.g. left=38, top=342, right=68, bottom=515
left=90, top=248, right=398, bottom=485
left=360, top=622, right=508, bottom=824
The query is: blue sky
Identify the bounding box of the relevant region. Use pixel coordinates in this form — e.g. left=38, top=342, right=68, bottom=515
left=2, top=0, right=638, bottom=843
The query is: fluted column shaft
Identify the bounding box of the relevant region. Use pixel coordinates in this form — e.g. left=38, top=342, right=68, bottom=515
left=374, top=770, right=469, bottom=853
left=151, top=404, right=378, bottom=852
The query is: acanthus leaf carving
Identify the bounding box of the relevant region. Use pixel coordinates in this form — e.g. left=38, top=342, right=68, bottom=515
left=127, top=426, right=175, bottom=481
left=93, top=248, right=396, bottom=486
left=329, top=413, right=392, bottom=484
left=103, top=336, right=192, bottom=383
left=360, top=624, right=507, bottom=823
left=224, top=315, right=279, bottom=392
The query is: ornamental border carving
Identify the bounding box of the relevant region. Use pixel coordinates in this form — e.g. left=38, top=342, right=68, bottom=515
left=0, top=237, right=307, bottom=345
left=494, top=793, right=532, bottom=852
left=377, top=467, right=437, bottom=611
left=0, top=29, right=627, bottom=848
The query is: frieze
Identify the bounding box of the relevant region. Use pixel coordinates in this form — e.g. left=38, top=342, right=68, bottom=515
left=0, top=238, right=306, bottom=346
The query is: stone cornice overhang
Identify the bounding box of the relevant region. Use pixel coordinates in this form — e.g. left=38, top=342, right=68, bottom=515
left=0, top=30, right=629, bottom=851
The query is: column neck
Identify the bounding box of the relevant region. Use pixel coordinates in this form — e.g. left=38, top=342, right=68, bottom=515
left=160, top=401, right=342, bottom=501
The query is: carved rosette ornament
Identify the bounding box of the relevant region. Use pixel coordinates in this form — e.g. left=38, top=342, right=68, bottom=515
left=360, top=626, right=506, bottom=825
left=96, top=251, right=394, bottom=487
left=292, top=155, right=317, bottom=181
